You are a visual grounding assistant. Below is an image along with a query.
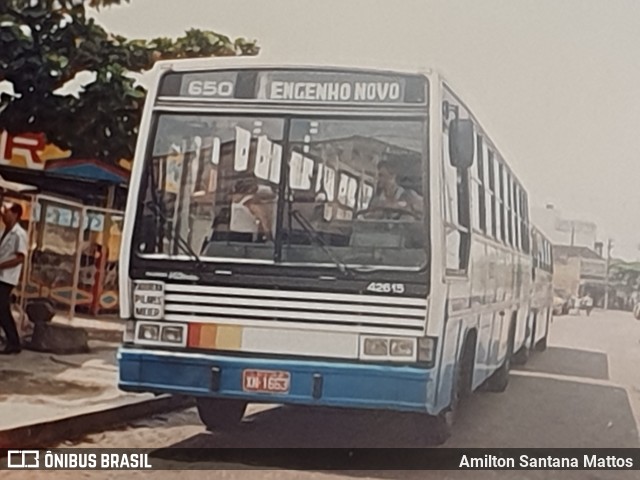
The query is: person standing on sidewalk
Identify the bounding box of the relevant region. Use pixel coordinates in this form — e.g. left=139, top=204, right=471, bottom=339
left=0, top=202, right=27, bottom=354
left=583, top=293, right=594, bottom=316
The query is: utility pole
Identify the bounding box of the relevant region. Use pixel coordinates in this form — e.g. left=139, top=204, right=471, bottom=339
left=570, top=222, right=575, bottom=246
left=603, top=239, right=613, bottom=310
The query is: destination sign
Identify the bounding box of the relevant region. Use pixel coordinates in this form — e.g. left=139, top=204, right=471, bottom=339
left=256, top=71, right=407, bottom=104
left=158, top=69, right=427, bottom=105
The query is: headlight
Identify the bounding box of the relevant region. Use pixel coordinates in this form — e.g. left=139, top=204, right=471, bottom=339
left=363, top=338, right=389, bottom=356
left=135, top=322, right=187, bottom=347
left=133, top=281, right=164, bottom=320
left=161, top=326, right=184, bottom=344
left=138, top=323, right=160, bottom=341
left=360, top=335, right=420, bottom=361
left=390, top=338, right=415, bottom=357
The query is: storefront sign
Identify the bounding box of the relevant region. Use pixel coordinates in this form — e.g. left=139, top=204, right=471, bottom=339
left=0, top=131, right=70, bottom=170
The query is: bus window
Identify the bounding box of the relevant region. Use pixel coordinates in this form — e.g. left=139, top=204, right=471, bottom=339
left=135, top=114, right=284, bottom=259
left=513, top=182, right=521, bottom=251
left=497, top=161, right=506, bottom=243
left=474, top=134, right=486, bottom=233
left=487, top=149, right=497, bottom=239
left=505, top=173, right=514, bottom=247
left=283, top=118, right=427, bottom=268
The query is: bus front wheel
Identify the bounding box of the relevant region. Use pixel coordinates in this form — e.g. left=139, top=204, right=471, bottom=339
left=196, top=397, right=247, bottom=431
left=426, top=335, right=475, bottom=445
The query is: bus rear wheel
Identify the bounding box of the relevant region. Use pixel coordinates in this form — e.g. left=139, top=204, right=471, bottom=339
left=513, top=313, right=533, bottom=365
left=535, top=310, right=550, bottom=351
left=535, top=335, right=548, bottom=351
left=483, top=321, right=515, bottom=393
left=196, top=397, right=247, bottom=431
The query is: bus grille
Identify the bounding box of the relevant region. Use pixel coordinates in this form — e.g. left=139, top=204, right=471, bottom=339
left=162, top=283, right=427, bottom=336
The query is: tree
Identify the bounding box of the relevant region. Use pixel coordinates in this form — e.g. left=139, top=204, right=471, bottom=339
left=609, top=260, right=640, bottom=291
left=0, top=0, right=259, bottom=163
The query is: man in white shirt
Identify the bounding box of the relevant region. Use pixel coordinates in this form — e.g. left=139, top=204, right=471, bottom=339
left=365, top=160, right=423, bottom=220
left=0, top=202, right=27, bottom=354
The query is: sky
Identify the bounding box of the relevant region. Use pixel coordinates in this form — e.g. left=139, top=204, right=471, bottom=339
left=91, top=0, right=640, bottom=259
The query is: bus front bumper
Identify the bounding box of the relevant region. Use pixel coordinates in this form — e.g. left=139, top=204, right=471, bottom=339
left=118, top=347, right=434, bottom=413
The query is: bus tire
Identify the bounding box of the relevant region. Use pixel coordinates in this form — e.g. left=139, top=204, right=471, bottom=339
left=535, top=310, right=550, bottom=352
left=196, top=397, right=247, bottom=431
left=458, top=332, right=476, bottom=400
left=427, top=335, right=475, bottom=444
left=535, top=335, right=548, bottom=352
left=483, top=321, right=515, bottom=393
left=512, top=314, right=531, bottom=365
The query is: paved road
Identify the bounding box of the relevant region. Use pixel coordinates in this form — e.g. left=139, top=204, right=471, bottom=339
left=4, top=309, right=640, bottom=480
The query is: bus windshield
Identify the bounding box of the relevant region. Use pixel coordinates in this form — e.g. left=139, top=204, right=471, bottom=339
left=134, top=113, right=427, bottom=269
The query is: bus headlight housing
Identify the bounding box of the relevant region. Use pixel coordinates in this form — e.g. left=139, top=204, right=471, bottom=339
left=359, top=336, right=416, bottom=361
left=161, top=326, right=184, bottom=344
left=133, top=281, right=164, bottom=320
left=138, top=323, right=160, bottom=341
left=390, top=338, right=415, bottom=357
left=363, top=337, right=389, bottom=356
left=135, top=321, right=187, bottom=347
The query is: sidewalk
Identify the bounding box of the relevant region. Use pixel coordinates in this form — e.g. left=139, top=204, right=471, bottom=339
left=50, top=313, right=124, bottom=343
left=0, top=338, right=192, bottom=448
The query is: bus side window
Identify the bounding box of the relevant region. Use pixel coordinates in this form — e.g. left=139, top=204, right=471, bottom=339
left=486, top=148, right=497, bottom=239
left=473, top=134, right=486, bottom=234
left=520, top=189, right=530, bottom=254
left=496, top=161, right=508, bottom=245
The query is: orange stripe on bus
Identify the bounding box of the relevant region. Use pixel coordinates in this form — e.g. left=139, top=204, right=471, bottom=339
left=200, top=324, right=217, bottom=348
left=187, top=323, right=202, bottom=347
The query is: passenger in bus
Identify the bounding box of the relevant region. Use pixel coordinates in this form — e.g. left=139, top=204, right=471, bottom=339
left=228, top=178, right=275, bottom=242
left=364, top=159, right=423, bottom=220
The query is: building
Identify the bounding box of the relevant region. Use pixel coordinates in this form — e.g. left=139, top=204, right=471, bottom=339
left=552, top=245, right=606, bottom=306
left=531, top=204, right=597, bottom=248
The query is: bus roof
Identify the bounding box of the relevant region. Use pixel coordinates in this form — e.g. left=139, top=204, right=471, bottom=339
left=152, top=56, right=436, bottom=78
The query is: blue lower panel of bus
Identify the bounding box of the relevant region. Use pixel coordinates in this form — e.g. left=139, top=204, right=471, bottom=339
left=118, top=348, right=433, bottom=412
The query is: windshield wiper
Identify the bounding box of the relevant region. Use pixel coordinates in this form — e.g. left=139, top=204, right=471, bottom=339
left=290, top=209, right=354, bottom=278
left=145, top=191, right=205, bottom=270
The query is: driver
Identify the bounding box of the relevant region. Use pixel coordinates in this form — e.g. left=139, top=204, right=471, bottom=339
left=365, top=159, right=423, bottom=219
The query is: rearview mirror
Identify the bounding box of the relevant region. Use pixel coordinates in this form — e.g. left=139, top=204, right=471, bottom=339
left=448, top=119, right=474, bottom=169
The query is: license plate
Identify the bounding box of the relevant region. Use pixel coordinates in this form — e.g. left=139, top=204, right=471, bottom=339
left=242, top=369, right=290, bottom=393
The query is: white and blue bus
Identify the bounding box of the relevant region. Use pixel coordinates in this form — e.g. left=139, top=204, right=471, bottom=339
left=528, top=226, right=554, bottom=353
left=118, top=58, right=550, bottom=442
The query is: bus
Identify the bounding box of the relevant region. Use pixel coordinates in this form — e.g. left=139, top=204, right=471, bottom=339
left=528, top=226, right=554, bottom=353
left=118, top=58, right=550, bottom=443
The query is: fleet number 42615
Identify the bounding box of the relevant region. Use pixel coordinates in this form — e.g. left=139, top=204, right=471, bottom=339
left=366, top=282, right=405, bottom=294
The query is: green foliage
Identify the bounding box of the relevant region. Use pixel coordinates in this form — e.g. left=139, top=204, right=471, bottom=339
left=609, top=259, right=640, bottom=292
left=0, top=0, right=259, bottom=163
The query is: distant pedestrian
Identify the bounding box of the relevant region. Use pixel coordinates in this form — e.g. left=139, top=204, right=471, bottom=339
left=583, top=294, right=594, bottom=316
left=580, top=293, right=593, bottom=316
left=570, top=296, right=579, bottom=315
left=0, top=202, right=27, bottom=355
